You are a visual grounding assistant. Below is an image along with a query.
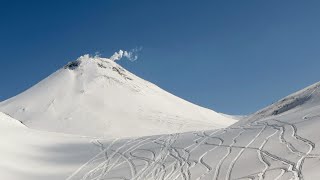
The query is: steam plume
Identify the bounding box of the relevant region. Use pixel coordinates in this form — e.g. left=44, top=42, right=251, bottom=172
left=109, top=47, right=142, bottom=62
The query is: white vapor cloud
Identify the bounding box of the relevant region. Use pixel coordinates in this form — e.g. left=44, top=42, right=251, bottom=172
left=109, top=47, right=142, bottom=62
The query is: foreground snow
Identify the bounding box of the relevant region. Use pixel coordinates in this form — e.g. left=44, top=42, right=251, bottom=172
left=67, top=100, right=320, bottom=180
left=0, top=55, right=236, bottom=138
left=2, top=82, right=320, bottom=179
left=0, top=112, right=99, bottom=180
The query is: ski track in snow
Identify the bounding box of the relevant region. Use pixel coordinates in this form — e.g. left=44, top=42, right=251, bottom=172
left=66, top=112, right=320, bottom=180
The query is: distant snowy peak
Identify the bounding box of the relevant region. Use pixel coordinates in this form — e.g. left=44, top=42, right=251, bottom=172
left=0, top=55, right=236, bottom=138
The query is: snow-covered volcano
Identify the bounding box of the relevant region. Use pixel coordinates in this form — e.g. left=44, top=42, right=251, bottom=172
left=0, top=55, right=236, bottom=138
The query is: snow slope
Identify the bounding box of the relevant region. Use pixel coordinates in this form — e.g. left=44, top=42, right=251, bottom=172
left=0, top=112, right=99, bottom=180
left=0, top=55, right=236, bottom=138
left=2, top=82, right=320, bottom=180
left=239, top=81, right=320, bottom=124
left=65, top=82, right=320, bottom=180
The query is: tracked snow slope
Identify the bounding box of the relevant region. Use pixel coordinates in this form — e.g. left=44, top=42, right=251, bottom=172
left=66, top=81, right=320, bottom=180
left=2, top=82, right=320, bottom=180
left=0, top=55, right=236, bottom=138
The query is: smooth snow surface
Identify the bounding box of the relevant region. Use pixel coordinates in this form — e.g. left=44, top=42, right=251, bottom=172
left=0, top=55, right=236, bottom=138
left=2, top=82, right=320, bottom=179
left=0, top=112, right=99, bottom=180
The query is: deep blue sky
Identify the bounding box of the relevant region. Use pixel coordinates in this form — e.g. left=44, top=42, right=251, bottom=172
left=1, top=0, right=320, bottom=115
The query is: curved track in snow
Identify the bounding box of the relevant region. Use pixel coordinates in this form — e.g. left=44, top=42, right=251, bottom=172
left=67, top=114, right=320, bottom=180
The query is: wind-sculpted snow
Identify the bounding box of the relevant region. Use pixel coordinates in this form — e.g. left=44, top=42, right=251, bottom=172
left=66, top=108, right=320, bottom=180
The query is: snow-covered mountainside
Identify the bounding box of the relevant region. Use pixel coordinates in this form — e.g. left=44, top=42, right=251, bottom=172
left=2, top=82, right=320, bottom=180
left=237, top=81, right=320, bottom=126
left=0, top=55, right=236, bottom=138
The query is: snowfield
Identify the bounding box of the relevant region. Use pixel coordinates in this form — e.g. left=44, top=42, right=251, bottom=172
left=0, top=55, right=236, bottom=138
left=1, top=56, right=320, bottom=180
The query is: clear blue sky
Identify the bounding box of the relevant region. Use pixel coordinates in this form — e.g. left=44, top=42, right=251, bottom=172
left=1, top=0, right=320, bottom=115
